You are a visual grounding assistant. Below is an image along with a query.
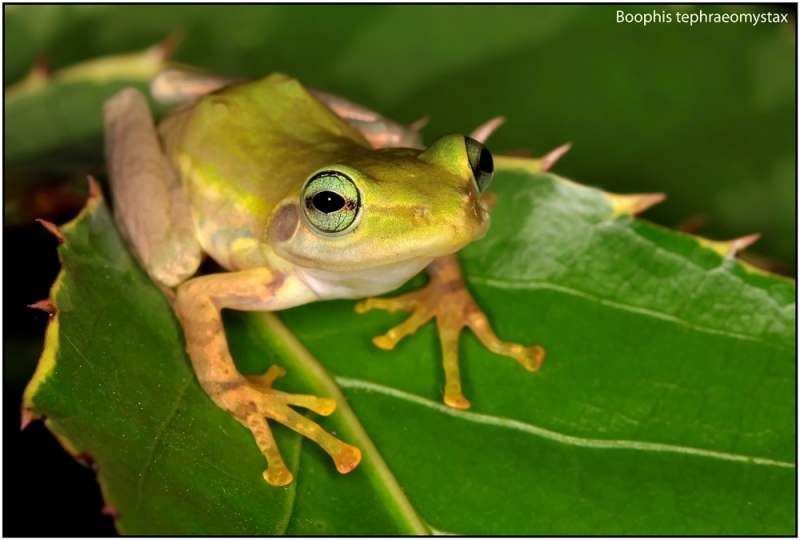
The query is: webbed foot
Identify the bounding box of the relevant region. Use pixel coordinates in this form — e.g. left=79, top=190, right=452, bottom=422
left=209, top=365, right=361, bottom=486
left=355, top=255, right=544, bottom=410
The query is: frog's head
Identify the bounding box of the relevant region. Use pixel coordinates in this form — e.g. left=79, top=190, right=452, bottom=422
left=267, top=134, right=494, bottom=272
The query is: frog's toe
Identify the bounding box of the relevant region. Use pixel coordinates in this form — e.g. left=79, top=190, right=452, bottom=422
left=355, top=291, right=420, bottom=315
left=334, top=444, right=362, bottom=474
left=371, top=307, right=434, bottom=350
left=245, top=412, right=292, bottom=487
left=444, top=391, right=471, bottom=410
left=466, top=309, right=546, bottom=372
left=357, top=255, right=546, bottom=411
left=246, top=364, right=287, bottom=390
left=358, top=290, right=435, bottom=350
left=517, top=345, right=546, bottom=372
left=263, top=464, right=293, bottom=487
left=304, top=396, right=337, bottom=416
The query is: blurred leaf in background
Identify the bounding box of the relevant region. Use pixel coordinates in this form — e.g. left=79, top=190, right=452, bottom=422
left=5, top=4, right=796, bottom=265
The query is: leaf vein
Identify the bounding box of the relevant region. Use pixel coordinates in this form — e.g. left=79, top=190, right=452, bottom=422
left=135, top=374, right=193, bottom=512
left=336, top=376, right=795, bottom=469
left=468, top=277, right=792, bottom=352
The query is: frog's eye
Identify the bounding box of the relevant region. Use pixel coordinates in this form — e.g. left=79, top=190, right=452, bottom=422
left=465, top=137, right=494, bottom=194
left=302, top=171, right=361, bottom=233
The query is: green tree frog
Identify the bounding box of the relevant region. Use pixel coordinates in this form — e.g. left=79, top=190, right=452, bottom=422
left=103, top=70, right=545, bottom=487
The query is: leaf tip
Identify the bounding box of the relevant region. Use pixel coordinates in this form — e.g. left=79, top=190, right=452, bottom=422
left=35, top=219, right=65, bottom=243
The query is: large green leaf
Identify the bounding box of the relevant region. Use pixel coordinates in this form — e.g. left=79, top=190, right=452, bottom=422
left=4, top=4, right=796, bottom=266
left=24, top=164, right=795, bottom=534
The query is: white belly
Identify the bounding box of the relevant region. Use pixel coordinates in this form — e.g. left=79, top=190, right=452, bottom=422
left=295, top=256, right=434, bottom=300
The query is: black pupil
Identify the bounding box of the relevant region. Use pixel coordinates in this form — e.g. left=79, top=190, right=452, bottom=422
left=312, top=191, right=346, bottom=213
left=479, top=148, right=494, bottom=174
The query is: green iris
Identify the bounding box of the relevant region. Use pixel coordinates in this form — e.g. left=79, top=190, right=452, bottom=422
left=302, top=172, right=360, bottom=233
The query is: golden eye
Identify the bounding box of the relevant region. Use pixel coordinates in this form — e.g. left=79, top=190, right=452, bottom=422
left=465, top=136, right=494, bottom=194
left=302, top=171, right=360, bottom=233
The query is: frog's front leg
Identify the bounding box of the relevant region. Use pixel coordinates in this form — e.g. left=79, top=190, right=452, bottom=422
left=176, top=268, right=361, bottom=486
left=355, top=254, right=544, bottom=409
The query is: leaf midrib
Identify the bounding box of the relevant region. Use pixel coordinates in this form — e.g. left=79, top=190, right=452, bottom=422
left=258, top=313, right=429, bottom=535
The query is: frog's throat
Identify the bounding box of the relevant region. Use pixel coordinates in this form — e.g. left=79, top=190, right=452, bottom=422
left=294, top=256, right=436, bottom=300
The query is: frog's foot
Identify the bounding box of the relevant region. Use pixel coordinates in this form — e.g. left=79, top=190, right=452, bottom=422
left=211, top=365, right=361, bottom=486
left=355, top=262, right=545, bottom=410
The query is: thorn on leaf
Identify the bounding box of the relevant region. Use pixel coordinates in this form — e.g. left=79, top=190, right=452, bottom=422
left=35, top=219, right=64, bottom=243
left=609, top=192, right=666, bottom=217
left=726, top=233, right=761, bottom=258
left=87, top=175, right=100, bottom=199
left=540, top=142, right=572, bottom=172
left=75, top=452, right=97, bottom=469
left=153, top=31, right=185, bottom=63
left=470, top=116, right=505, bottom=144
left=695, top=233, right=761, bottom=259
left=101, top=503, right=120, bottom=519
left=410, top=116, right=429, bottom=132
left=675, top=214, right=707, bottom=234
left=20, top=407, right=34, bottom=431
left=29, top=299, right=56, bottom=315
left=630, top=193, right=667, bottom=215
left=33, top=52, right=52, bottom=78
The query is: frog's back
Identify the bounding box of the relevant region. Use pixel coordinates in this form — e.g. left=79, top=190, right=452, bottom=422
left=159, top=74, right=370, bottom=268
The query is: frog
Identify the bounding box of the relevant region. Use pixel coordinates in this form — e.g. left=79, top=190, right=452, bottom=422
left=102, top=68, right=547, bottom=487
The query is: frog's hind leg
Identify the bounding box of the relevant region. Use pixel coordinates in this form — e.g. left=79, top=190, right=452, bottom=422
left=307, top=88, right=425, bottom=149
left=356, top=254, right=544, bottom=409
left=103, top=88, right=203, bottom=289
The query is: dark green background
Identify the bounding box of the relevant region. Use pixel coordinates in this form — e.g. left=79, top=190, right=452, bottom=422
left=4, top=4, right=796, bottom=535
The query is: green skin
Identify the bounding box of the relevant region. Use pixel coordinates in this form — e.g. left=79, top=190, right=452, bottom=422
left=103, top=72, right=543, bottom=486
left=158, top=73, right=489, bottom=279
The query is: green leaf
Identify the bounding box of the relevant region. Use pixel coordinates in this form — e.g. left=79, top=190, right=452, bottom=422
left=24, top=166, right=795, bottom=534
